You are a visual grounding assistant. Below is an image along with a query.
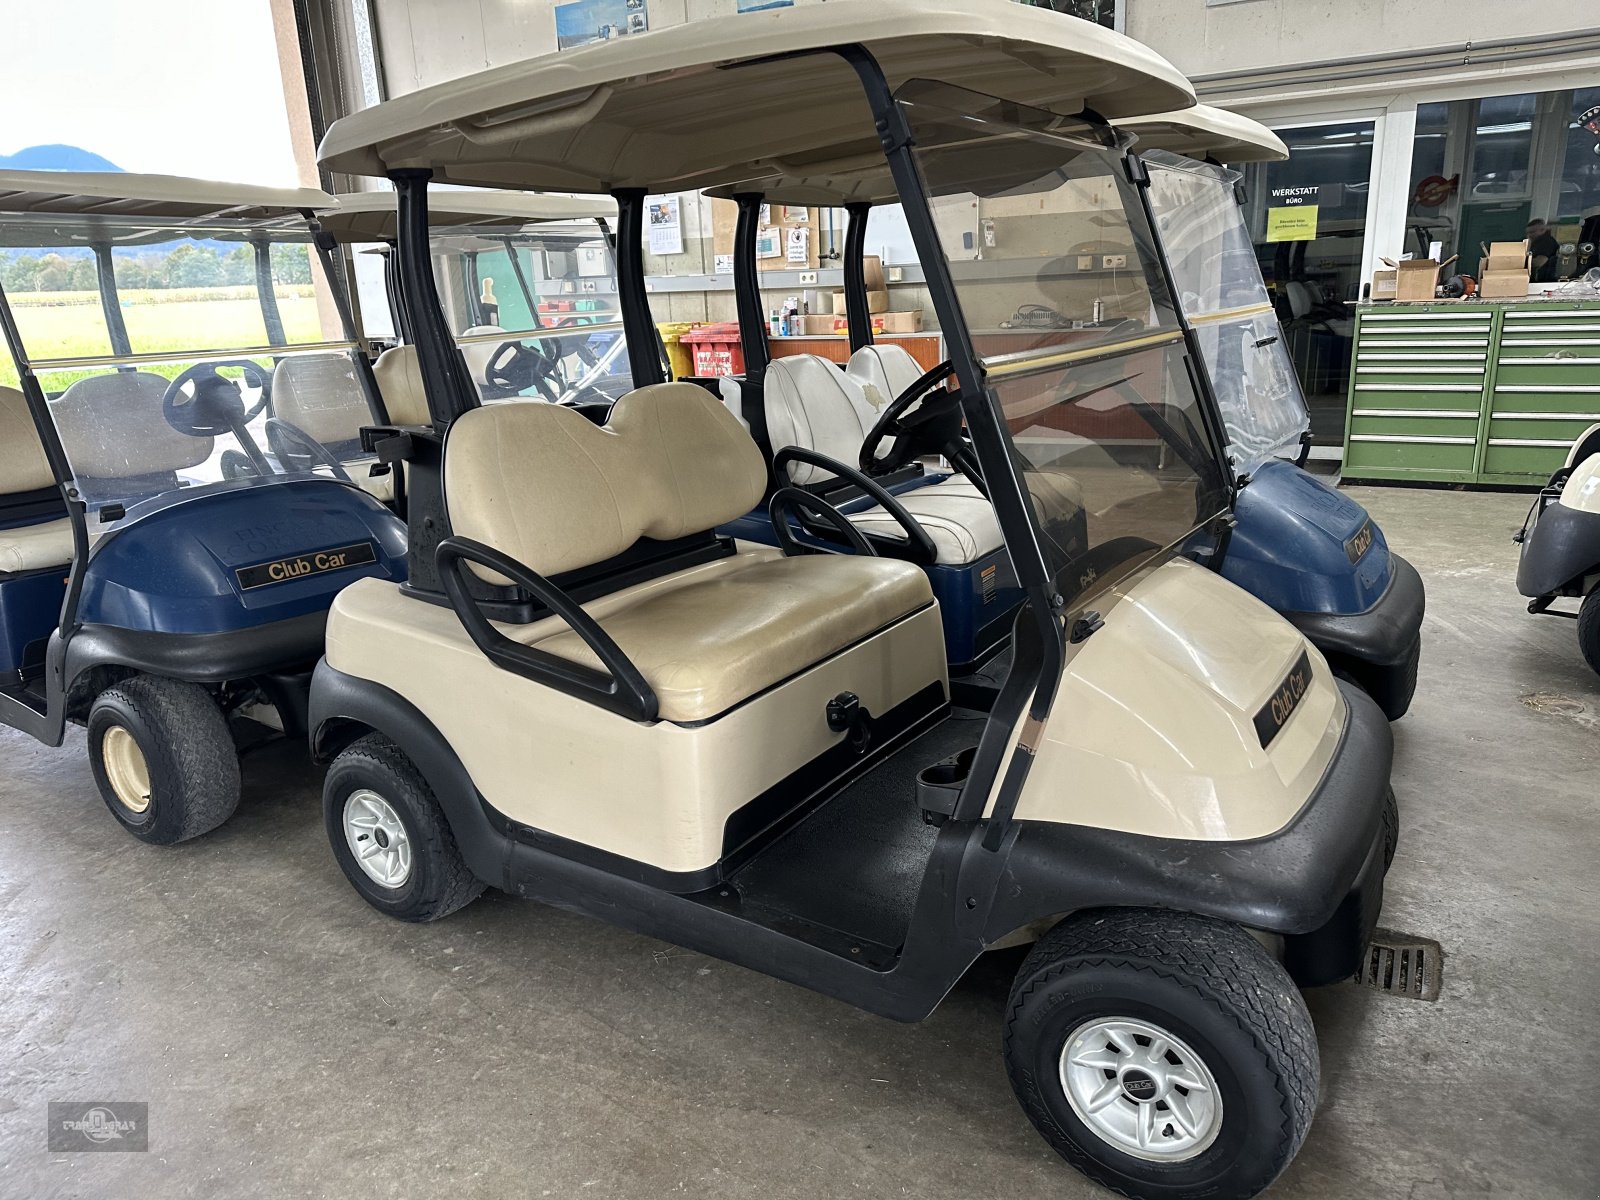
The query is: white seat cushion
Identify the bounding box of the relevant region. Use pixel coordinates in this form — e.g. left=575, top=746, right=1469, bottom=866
left=847, top=344, right=927, bottom=412
left=372, top=346, right=433, bottom=426
left=534, top=553, right=933, bottom=722
left=0, top=386, right=56, bottom=497
left=271, top=353, right=372, bottom=444
left=0, top=517, right=74, bottom=574
left=848, top=477, right=1005, bottom=564
left=764, top=354, right=884, bottom=484
left=52, top=373, right=212, bottom=479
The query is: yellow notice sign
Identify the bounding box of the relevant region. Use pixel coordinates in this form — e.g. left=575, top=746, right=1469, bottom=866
left=1267, top=205, right=1319, bottom=243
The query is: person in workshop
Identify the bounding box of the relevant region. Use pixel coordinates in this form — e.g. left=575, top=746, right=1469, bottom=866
left=1527, top=219, right=1561, bottom=283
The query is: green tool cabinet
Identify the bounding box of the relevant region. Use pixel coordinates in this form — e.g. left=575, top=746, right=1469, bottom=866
left=1343, top=299, right=1600, bottom=486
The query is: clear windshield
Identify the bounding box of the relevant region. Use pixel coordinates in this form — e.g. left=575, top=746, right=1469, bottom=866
left=1143, top=150, right=1310, bottom=470
left=432, top=222, right=633, bottom=406
left=0, top=213, right=377, bottom=526
left=898, top=82, right=1231, bottom=603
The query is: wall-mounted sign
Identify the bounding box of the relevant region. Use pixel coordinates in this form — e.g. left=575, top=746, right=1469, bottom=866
left=1266, top=184, right=1321, bottom=243
left=1412, top=174, right=1459, bottom=209
left=646, top=194, right=682, bottom=256
left=554, top=0, right=648, bottom=51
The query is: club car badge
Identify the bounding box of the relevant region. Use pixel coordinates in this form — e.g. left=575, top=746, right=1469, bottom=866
left=235, top=542, right=378, bottom=591
left=1253, top=650, right=1312, bottom=748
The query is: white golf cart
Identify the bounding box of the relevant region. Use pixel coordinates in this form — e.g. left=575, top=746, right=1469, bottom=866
left=310, top=5, right=1399, bottom=1197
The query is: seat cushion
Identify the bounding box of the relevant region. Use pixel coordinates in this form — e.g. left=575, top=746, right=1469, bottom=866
left=534, top=553, right=932, bottom=723
left=0, top=386, right=55, bottom=497
left=848, top=476, right=1005, bottom=565
left=372, top=346, right=433, bottom=426
left=765, top=354, right=882, bottom=484
left=0, top=517, right=74, bottom=575
left=847, top=344, right=927, bottom=411
left=272, top=353, right=372, bottom=444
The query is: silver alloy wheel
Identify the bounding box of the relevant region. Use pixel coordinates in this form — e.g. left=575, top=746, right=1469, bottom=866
left=343, top=789, right=413, bottom=888
left=1059, top=1017, right=1223, bottom=1161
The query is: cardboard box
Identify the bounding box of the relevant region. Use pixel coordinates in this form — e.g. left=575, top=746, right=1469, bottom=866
left=832, top=311, right=924, bottom=336
left=1482, top=254, right=1528, bottom=274
left=862, top=255, right=886, bottom=291
left=797, top=315, right=838, bottom=335
left=1393, top=259, right=1440, bottom=302
left=831, top=288, right=892, bottom=315
left=1478, top=273, right=1531, bottom=300
left=1371, top=269, right=1398, bottom=301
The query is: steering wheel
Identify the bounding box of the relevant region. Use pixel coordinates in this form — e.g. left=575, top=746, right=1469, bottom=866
left=162, top=360, right=273, bottom=436
left=485, top=340, right=562, bottom=398
left=859, top=360, right=977, bottom=483
left=265, top=418, right=353, bottom=482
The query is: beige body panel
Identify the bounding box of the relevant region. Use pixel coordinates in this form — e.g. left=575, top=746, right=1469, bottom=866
left=325, top=549, right=947, bottom=875
left=1560, top=455, right=1600, bottom=515
left=1005, top=559, right=1346, bottom=841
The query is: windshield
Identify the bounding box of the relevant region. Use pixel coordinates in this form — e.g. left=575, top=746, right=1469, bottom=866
left=431, top=221, right=633, bottom=406
left=1143, top=150, right=1310, bottom=470
left=0, top=213, right=377, bottom=526
left=898, top=82, right=1230, bottom=604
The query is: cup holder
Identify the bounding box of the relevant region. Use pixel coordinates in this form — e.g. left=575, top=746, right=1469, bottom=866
left=917, top=746, right=976, bottom=826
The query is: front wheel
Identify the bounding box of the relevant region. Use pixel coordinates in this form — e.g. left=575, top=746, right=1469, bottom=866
left=323, top=733, right=485, bottom=922
left=86, top=675, right=241, bottom=844
left=1004, top=909, right=1318, bottom=1200
left=1578, top=589, right=1600, bottom=677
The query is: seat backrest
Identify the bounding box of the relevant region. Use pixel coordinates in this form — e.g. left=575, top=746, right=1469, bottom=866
left=1284, top=281, right=1314, bottom=319
left=460, top=324, right=507, bottom=389
left=272, top=353, right=372, bottom=445
left=0, top=386, right=56, bottom=498
left=372, top=346, right=433, bottom=426
left=51, top=372, right=211, bottom=480
left=445, top=382, right=766, bottom=580
left=764, top=354, right=881, bottom=485
left=1565, top=421, right=1600, bottom=470
left=847, top=344, right=926, bottom=413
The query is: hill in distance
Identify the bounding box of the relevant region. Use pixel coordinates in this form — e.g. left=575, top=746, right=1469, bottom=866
left=0, top=145, right=123, bottom=172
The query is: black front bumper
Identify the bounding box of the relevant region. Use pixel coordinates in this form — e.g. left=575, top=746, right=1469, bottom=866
left=1286, top=553, right=1425, bottom=719
left=987, top=681, right=1394, bottom=987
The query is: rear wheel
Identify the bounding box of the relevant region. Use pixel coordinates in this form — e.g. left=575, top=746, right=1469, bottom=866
left=323, top=733, right=484, bottom=922
left=1003, top=909, right=1318, bottom=1200
left=1578, top=589, right=1600, bottom=677
left=86, top=675, right=241, bottom=844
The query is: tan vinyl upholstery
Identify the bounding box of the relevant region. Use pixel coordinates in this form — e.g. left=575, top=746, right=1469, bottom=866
left=372, top=346, right=433, bottom=426
left=0, top=386, right=55, bottom=495
left=271, top=353, right=372, bottom=444
left=764, top=355, right=1006, bottom=566
left=0, top=387, right=72, bottom=573
left=51, top=372, right=212, bottom=478
left=442, top=383, right=934, bottom=722
left=445, top=382, right=769, bottom=579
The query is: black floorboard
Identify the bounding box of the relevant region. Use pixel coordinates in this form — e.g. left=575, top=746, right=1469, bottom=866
left=727, top=711, right=988, bottom=954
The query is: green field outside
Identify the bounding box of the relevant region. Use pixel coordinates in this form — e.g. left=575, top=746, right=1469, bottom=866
left=0, top=289, right=328, bottom=390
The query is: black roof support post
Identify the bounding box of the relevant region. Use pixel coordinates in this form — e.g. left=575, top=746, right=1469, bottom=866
left=380, top=247, right=413, bottom=344
left=309, top=218, right=387, bottom=424
left=843, top=203, right=873, bottom=353
left=90, top=244, right=132, bottom=360
left=732, top=193, right=776, bottom=472
left=611, top=189, right=666, bottom=388
left=251, top=236, right=289, bottom=348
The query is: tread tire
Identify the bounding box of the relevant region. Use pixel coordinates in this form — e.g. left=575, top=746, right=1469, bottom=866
left=1578, top=589, right=1600, bottom=677
left=86, top=675, right=241, bottom=845
left=1003, top=908, right=1318, bottom=1200
left=323, top=733, right=485, bottom=922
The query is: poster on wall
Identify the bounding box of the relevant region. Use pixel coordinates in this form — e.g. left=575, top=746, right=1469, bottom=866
left=756, top=227, right=781, bottom=259
left=646, top=194, right=683, bottom=255
left=786, top=226, right=810, bottom=264
left=1265, top=184, right=1321, bottom=243
left=554, top=0, right=648, bottom=51
left=737, top=0, right=794, bottom=11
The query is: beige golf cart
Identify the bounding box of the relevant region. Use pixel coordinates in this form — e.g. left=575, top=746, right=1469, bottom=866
left=310, top=5, right=1399, bottom=1197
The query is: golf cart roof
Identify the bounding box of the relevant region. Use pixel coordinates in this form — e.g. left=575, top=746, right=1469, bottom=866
left=1119, top=105, right=1288, bottom=163
left=317, top=0, right=1195, bottom=193
left=316, top=189, right=616, bottom=241
left=0, top=170, right=335, bottom=223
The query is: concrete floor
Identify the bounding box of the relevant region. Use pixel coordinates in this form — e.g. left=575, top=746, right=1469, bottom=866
left=1, top=486, right=1597, bottom=1200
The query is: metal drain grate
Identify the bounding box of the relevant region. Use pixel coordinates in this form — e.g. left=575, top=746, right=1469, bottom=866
left=1354, top=930, right=1443, bottom=1001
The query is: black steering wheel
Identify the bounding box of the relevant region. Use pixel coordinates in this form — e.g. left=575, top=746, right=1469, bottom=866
left=859, top=360, right=985, bottom=490
left=265, top=418, right=353, bottom=482
left=485, top=340, right=558, bottom=398
left=162, top=360, right=273, bottom=435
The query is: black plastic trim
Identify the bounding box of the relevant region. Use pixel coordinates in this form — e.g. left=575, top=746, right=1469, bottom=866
left=1283, top=553, right=1426, bottom=668
left=1517, top=501, right=1600, bottom=599
left=64, top=611, right=329, bottom=690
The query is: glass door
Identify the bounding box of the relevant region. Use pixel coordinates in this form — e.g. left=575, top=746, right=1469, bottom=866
left=1236, top=121, right=1375, bottom=452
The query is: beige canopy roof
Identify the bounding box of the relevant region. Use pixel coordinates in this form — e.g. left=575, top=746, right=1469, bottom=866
left=317, top=0, right=1194, bottom=194
left=0, top=170, right=335, bottom=222
left=1120, top=105, right=1288, bottom=163
left=316, top=189, right=616, bottom=241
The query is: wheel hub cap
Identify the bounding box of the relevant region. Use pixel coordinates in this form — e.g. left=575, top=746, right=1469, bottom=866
left=343, top=790, right=412, bottom=888
left=101, top=726, right=152, bottom=814
left=1059, top=1017, right=1223, bottom=1161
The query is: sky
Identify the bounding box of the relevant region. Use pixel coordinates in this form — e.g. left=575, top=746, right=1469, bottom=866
left=1, top=0, right=301, bottom=185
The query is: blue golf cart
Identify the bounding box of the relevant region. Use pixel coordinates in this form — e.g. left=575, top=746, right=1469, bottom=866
left=0, top=171, right=407, bottom=842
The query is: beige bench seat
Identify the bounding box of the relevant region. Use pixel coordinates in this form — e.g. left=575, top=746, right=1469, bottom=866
left=0, top=386, right=72, bottom=574
left=0, top=517, right=73, bottom=575
left=535, top=552, right=929, bottom=722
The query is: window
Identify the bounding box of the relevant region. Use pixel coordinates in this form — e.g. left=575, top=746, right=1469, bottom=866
left=1014, top=0, right=1119, bottom=30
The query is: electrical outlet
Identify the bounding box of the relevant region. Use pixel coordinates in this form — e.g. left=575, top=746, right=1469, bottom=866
left=799, top=271, right=818, bottom=284
left=888, top=266, right=904, bottom=283
left=1102, top=254, right=1128, bottom=269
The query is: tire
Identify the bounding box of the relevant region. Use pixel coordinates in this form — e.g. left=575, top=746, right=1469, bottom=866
left=322, top=733, right=485, bottom=922
left=1381, top=787, right=1399, bottom=873
left=86, top=675, right=241, bottom=845
left=1578, top=589, right=1600, bottom=678
left=1003, top=909, right=1318, bottom=1200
